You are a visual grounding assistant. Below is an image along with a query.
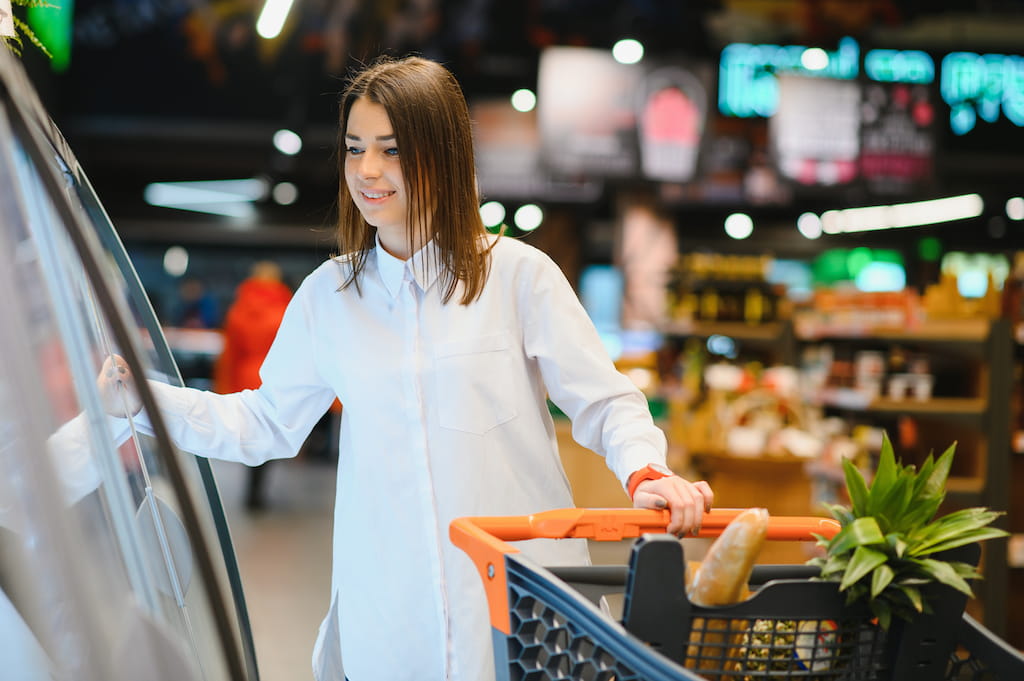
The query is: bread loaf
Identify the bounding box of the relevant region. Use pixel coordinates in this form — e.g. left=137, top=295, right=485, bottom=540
left=687, top=507, right=769, bottom=606
left=685, top=507, right=770, bottom=680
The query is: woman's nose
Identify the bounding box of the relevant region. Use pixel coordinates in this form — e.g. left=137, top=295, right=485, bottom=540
left=357, top=153, right=380, bottom=179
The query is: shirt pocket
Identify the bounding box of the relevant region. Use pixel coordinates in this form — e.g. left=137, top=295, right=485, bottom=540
left=434, top=332, right=518, bottom=435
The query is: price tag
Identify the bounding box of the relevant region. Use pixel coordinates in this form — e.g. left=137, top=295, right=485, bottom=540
left=1, top=0, right=15, bottom=39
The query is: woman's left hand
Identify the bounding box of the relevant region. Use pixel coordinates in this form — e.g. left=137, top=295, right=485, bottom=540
left=633, top=476, right=714, bottom=537
left=97, top=354, right=143, bottom=417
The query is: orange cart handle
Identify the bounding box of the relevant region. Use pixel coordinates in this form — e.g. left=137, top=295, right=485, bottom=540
left=449, top=508, right=840, bottom=634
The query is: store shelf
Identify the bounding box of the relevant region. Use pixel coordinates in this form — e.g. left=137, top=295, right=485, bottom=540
left=945, top=476, right=986, bottom=505
left=797, top=318, right=993, bottom=343
left=819, top=389, right=987, bottom=418
left=658, top=319, right=788, bottom=341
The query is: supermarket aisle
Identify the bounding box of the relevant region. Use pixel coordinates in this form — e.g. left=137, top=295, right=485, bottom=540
left=211, top=458, right=336, bottom=681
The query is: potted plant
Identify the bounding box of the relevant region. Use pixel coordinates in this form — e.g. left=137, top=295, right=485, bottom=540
left=809, top=433, right=1008, bottom=631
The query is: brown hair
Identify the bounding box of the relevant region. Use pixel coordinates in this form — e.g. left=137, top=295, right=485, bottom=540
left=336, top=55, right=495, bottom=304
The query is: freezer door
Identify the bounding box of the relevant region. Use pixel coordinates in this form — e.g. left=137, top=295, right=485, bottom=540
left=0, top=49, right=256, bottom=681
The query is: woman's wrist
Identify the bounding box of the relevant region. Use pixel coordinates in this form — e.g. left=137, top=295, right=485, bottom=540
left=626, top=463, right=673, bottom=499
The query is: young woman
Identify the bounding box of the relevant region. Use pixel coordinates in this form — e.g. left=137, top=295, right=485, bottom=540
left=103, top=55, right=713, bottom=681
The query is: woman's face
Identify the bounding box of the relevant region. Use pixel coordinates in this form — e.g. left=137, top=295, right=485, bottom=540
left=344, top=97, right=410, bottom=242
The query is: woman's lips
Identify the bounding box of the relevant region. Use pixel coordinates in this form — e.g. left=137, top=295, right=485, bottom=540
left=360, top=190, right=395, bottom=202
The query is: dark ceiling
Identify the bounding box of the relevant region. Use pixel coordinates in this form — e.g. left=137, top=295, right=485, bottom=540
left=17, top=0, right=1024, bottom=251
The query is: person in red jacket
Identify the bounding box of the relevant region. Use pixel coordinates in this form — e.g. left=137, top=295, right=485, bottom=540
left=214, top=260, right=293, bottom=508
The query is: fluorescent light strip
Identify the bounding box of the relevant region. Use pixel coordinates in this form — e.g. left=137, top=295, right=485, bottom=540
left=155, top=202, right=256, bottom=219
left=256, top=0, right=295, bottom=39
left=821, top=194, right=984, bottom=234
left=144, top=178, right=268, bottom=218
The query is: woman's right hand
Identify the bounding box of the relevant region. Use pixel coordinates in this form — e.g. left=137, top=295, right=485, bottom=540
left=97, top=354, right=142, bottom=417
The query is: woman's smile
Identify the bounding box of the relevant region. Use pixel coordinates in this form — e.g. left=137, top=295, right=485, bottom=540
left=359, top=189, right=396, bottom=202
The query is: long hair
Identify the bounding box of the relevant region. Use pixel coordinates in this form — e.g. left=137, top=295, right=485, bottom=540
left=336, top=55, right=494, bottom=304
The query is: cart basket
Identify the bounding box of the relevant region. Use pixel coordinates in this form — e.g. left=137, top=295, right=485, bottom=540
left=450, top=507, right=1024, bottom=681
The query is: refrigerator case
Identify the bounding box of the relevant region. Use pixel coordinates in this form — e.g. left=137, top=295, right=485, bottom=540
left=0, top=47, right=257, bottom=680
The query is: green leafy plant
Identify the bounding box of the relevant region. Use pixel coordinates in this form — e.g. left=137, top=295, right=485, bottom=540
left=2, top=1, right=54, bottom=58
left=809, top=434, right=1008, bottom=630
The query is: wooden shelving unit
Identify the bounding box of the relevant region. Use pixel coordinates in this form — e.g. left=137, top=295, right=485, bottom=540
left=662, top=317, right=1013, bottom=636
left=799, top=318, right=1013, bottom=637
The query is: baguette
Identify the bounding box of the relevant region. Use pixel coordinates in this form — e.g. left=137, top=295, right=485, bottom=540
left=685, top=508, right=770, bottom=680
left=687, top=507, right=769, bottom=606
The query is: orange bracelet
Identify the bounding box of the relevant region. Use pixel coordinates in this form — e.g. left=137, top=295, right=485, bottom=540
left=626, top=463, right=673, bottom=499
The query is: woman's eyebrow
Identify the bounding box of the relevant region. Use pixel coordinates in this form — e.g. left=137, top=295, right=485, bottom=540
left=345, top=133, right=396, bottom=141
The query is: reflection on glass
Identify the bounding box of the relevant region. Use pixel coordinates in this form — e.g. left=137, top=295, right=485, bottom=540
left=0, top=56, right=250, bottom=680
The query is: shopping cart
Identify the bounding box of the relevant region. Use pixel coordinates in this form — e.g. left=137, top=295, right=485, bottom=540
left=450, top=507, right=1024, bottom=681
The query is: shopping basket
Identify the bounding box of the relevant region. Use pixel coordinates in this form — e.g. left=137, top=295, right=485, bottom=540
left=450, top=507, right=1024, bottom=681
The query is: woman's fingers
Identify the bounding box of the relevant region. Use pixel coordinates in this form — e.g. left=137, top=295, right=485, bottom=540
left=97, top=354, right=142, bottom=416
left=632, top=476, right=715, bottom=537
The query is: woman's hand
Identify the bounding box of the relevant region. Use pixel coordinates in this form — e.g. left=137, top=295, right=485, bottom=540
left=633, top=475, right=714, bottom=537
left=97, top=354, right=142, bottom=417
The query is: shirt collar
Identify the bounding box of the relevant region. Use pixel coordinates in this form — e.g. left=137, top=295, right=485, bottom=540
left=374, top=235, right=442, bottom=299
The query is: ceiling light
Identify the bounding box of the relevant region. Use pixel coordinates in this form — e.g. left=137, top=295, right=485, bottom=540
left=256, top=0, right=295, bottom=40
left=1006, top=196, right=1024, bottom=221
left=612, top=39, right=644, bottom=65
left=272, top=182, right=299, bottom=205
left=797, top=212, right=823, bottom=239
left=821, top=194, right=984, bottom=233
left=514, top=204, right=543, bottom=231
left=801, top=48, right=830, bottom=71
left=479, top=200, right=506, bottom=227
left=724, top=212, right=753, bottom=239
left=510, top=89, right=537, bottom=113
left=163, top=246, right=189, bottom=277
left=144, top=178, right=268, bottom=218
left=273, top=128, right=303, bottom=155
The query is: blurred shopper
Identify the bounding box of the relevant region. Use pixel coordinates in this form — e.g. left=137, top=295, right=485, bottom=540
left=100, top=55, right=713, bottom=681
left=174, top=277, right=219, bottom=328
left=214, top=261, right=292, bottom=509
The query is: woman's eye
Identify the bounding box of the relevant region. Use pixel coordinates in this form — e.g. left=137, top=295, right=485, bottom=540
left=346, top=146, right=364, bottom=156
left=385, top=147, right=399, bottom=157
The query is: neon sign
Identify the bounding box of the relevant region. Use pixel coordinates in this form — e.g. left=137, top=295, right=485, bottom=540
left=718, top=37, right=859, bottom=117
left=941, top=51, right=1024, bottom=134
left=864, top=49, right=934, bottom=84
left=719, top=38, right=1024, bottom=135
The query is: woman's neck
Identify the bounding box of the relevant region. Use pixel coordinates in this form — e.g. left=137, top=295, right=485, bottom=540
left=377, top=224, right=427, bottom=261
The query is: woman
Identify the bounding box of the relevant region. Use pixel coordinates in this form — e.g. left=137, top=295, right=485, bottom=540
left=103, top=55, right=713, bottom=681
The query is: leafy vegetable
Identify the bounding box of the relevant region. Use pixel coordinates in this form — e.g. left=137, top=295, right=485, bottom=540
left=809, top=434, right=1008, bottom=630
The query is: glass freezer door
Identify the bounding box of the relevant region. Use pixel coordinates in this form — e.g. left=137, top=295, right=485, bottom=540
left=0, top=48, right=256, bottom=681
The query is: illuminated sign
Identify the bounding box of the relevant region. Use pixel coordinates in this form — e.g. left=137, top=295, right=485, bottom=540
left=719, top=38, right=1024, bottom=136
left=940, top=51, right=1024, bottom=134
left=864, top=49, right=934, bottom=84
left=718, top=37, right=859, bottom=117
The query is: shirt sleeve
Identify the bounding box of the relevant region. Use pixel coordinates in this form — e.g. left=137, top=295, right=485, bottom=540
left=138, top=279, right=337, bottom=466
left=520, top=250, right=667, bottom=490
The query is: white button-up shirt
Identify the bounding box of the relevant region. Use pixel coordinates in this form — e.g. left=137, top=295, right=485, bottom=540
left=149, top=235, right=667, bottom=681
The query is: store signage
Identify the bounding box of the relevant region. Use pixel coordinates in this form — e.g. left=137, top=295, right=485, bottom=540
left=859, top=81, right=935, bottom=193
left=864, top=49, right=935, bottom=84
left=718, top=37, right=859, bottom=117
left=537, top=47, right=710, bottom=182
left=720, top=38, right=1024, bottom=136
left=941, top=51, right=1024, bottom=134
left=770, top=75, right=860, bottom=187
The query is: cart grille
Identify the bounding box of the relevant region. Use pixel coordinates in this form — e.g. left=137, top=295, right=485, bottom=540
left=683, top=616, right=886, bottom=680
left=508, top=588, right=640, bottom=681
